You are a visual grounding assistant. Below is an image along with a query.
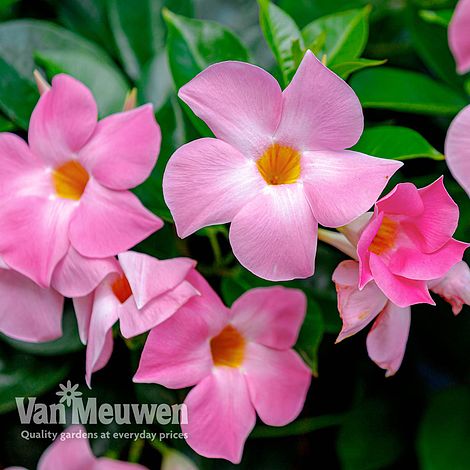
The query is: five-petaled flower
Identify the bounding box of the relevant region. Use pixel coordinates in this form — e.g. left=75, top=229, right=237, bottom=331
left=163, top=50, right=402, bottom=282
left=134, top=271, right=311, bottom=463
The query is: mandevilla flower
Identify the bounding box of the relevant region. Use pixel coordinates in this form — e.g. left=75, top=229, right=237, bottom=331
left=5, top=424, right=147, bottom=469
left=134, top=271, right=311, bottom=463
left=163, top=50, right=402, bottom=281
left=445, top=104, right=470, bottom=197
left=73, top=251, right=198, bottom=386
left=342, top=178, right=468, bottom=307
left=0, top=256, right=63, bottom=342
left=0, top=74, right=162, bottom=288
left=449, top=0, right=470, bottom=74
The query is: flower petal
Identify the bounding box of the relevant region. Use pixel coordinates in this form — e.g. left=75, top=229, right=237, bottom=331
left=375, top=182, right=424, bottom=217
left=302, top=149, right=403, bottom=227
left=332, top=260, right=388, bottom=342
left=369, top=254, right=435, bottom=307
left=243, top=343, right=311, bottom=426
left=182, top=368, right=256, bottom=464
left=274, top=51, right=363, bottom=151
left=69, top=179, right=163, bottom=258
left=163, top=138, right=264, bottom=238
left=230, top=286, right=306, bottom=349
left=0, top=197, right=73, bottom=287
left=73, top=294, right=94, bottom=344
left=229, top=184, right=318, bottom=281
left=79, top=105, right=161, bottom=190
left=366, top=303, right=411, bottom=377
left=445, top=104, right=470, bottom=196
left=29, top=74, right=98, bottom=166
left=0, top=268, right=64, bottom=342
left=118, top=251, right=196, bottom=308
left=52, top=247, right=119, bottom=297
left=449, top=0, right=470, bottom=74
left=178, top=61, right=282, bottom=157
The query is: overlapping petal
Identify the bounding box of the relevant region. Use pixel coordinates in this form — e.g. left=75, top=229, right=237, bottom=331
left=449, top=0, right=470, bottom=74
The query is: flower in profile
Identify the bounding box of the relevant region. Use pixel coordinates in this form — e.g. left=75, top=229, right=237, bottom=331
left=0, top=74, right=162, bottom=289
left=449, top=0, right=470, bottom=74
left=428, top=261, right=470, bottom=315
left=0, top=256, right=64, bottom=342
left=56, top=380, right=82, bottom=406
left=163, top=50, right=402, bottom=281
left=74, top=251, right=198, bottom=386
left=342, top=178, right=468, bottom=307
left=445, top=104, right=470, bottom=197
left=134, top=271, right=311, bottom=463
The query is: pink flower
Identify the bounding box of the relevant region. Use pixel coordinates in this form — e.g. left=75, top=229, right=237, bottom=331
left=6, top=424, right=147, bottom=469
left=74, top=251, right=198, bottom=386
left=449, top=0, right=470, bottom=74
left=0, top=256, right=64, bottom=342
left=345, top=178, right=468, bottom=307
left=0, top=74, right=162, bottom=289
left=428, top=261, right=470, bottom=315
left=333, top=260, right=411, bottom=376
left=163, top=51, right=402, bottom=281
left=445, top=104, right=470, bottom=197
left=134, top=271, right=311, bottom=463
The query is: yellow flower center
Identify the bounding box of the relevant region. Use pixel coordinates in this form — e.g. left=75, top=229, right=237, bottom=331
left=256, top=143, right=301, bottom=185
left=369, top=216, right=398, bottom=255
left=52, top=160, right=89, bottom=200
left=210, top=324, right=245, bottom=368
left=112, top=275, right=132, bottom=304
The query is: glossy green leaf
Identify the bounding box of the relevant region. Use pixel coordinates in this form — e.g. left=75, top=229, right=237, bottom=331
left=302, top=6, right=371, bottom=65
left=259, top=0, right=304, bottom=85
left=353, top=125, right=444, bottom=161
left=163, top=9, right=249, bottom=135
left=419, top=9, right=452, bottom=27
left=418, top=386, right=470, bottom=470
left=350, top=67, right=467, bottom=115
left=0, top=114, right=15, bottom=131
left=331, top=58, right=385, bottom=79
left=35, top=49, right=128, bottom=116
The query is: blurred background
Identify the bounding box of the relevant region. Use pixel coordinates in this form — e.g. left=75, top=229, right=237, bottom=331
left=0, top=0, right=469, bottom=468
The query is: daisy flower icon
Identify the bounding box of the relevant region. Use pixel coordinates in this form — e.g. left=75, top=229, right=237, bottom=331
left=56, top=380, right=82, bottom=407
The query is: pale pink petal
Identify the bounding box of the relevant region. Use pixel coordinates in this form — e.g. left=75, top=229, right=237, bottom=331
left=274, top=51, right=363, bottom=151
left=338, top=212, right=373, bottom=248
left=449, top=0, right=470, bottom=74
left=182, top=368, right=256, bottom=464
left=369, top=254, right=435, bottom=307
left=69, top=179, right=163, bottom=258
left=52, top=247, right=120, bottom=297
left=118, top=251, right=196, bottom=308
left=0, top=198, right=73, bottom=287
left=302, top=149, right=402, bottom=227
left=445, top=105, right=470, bottom=196
left=0, top=268, right=64, bottom=342
left=85, top=277, right=120, bottom=386
left=357, top=210, right=383, bottom=288
left=389, top=239, right=469, bottom=280
left=178, top=61, right=282, bottom=157
left=366, top=303, right=411, bottom=377
left=412, top=177, right=460, bottom=252
left=38, top=425, right=96, bottom=470
left=375, top=182, right=424, bottom=216
left=163, top=138, right=264, bottom=238
left=79, top=105, right=161, bottom=190
left=230, top=286, right=306, bottom=349
left=29, top=74, right=98, bottom=166
left=73, top=294, right=94, bottom=344
left=243, top=343, right=311, bottom=426
left=332, top=260, right=388, bottom=342
left=428, top=261, right=470, bottom=315
left=229, top=184, right=317, bottom=281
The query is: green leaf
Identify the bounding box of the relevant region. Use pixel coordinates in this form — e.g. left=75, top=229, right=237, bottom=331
left=419, top=9, right=453, bottom=27
left=302, top=6, right=371, bottom=66
left=35, top=49, right=128, bottom=116
left=163, top=9, right=249, bottom=136
left=350, top=67, right=467, bottom=115
left=0, top=347, right=70, bottom=414
left=418, top=386, right=470, bottom=470
left=0, top=114, right=15, bottom=131
left=258, top=0, right=304, bottom=85
left=352, top=125, right=444, bottom=161
left=331, top=58, right=386, bottom=80
left=338, top=397, right=405, bottom=470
